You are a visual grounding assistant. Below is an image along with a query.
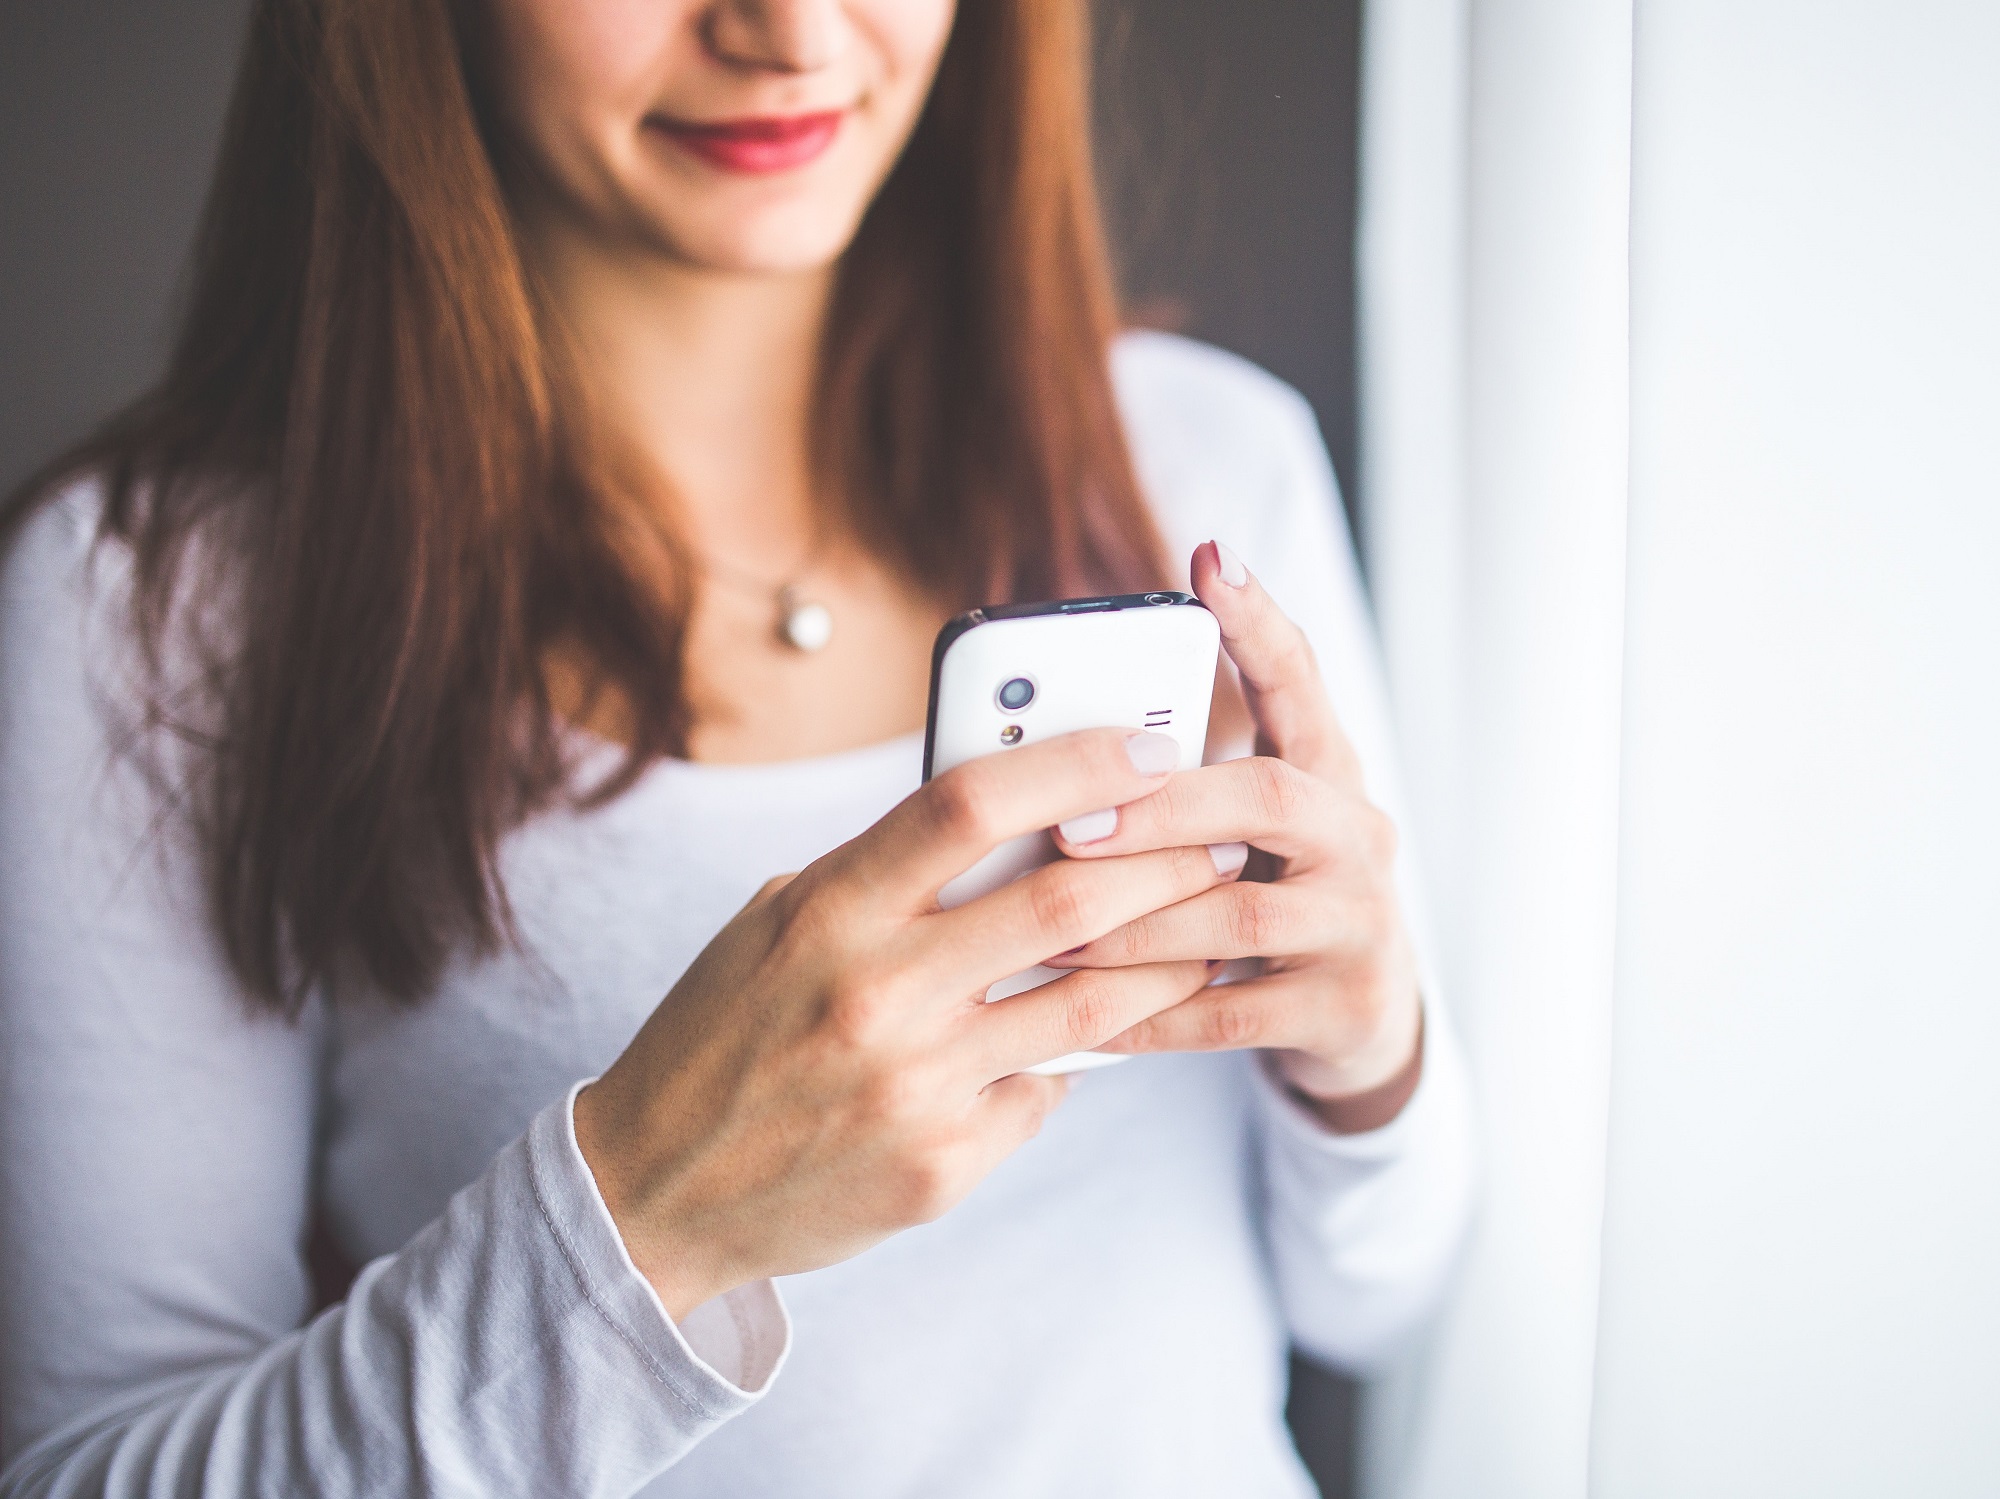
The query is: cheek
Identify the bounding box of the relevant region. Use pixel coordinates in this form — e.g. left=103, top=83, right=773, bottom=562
left=852, top=0, right=958, bottom=110
left=879, top=0, right=959, bottom=61
left=832, top=0, right=955, bottom=204
left=483, top=0, right=684, bottom=149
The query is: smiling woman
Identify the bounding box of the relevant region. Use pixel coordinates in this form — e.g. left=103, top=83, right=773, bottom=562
left=0, top=1, right=1473, bottom=1495
left=5, top=0, right=1165, bottom=1001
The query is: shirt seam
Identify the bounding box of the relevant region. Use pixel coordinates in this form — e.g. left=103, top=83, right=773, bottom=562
left=724, top=1286, right=764, bottom=1386
left=522, top=1115, right=736, bottom=1425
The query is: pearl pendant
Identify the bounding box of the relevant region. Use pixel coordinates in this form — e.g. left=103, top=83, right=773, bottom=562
left=780, top=589, right=834, bottom=652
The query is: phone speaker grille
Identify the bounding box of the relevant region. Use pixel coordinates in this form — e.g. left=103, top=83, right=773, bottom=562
left=1144, top=708, right=1173, bottom=728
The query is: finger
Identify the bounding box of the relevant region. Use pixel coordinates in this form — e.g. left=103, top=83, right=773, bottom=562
left=907, top=1072, right=1070, bottom=1226
left=925, top=841, right=1239, bottom=992
left=968, top=1071, right=1072, bottom=1161
left=1093, top=967, right=1327, bottom=1056
left=973, top=960, right=1215, bottom=1078
left=824, top=727, right=1184, bottom=910
left=1191, top=541, right=1362, bottom=788
left=1046, top=878, right=1344, bottom=970
left=1054, top=756, right=1393, bottom=874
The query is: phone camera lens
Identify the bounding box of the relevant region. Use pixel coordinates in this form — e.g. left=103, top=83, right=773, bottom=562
left=1145, top=592, right=1176, bottom=605
left=996, top=676, right=1036, bottom=712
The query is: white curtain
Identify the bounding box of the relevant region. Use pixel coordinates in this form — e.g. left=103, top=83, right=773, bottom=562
left=1354, top=1, right=2000, bottom=1494
left=1355, top=1, right=1631, bottom=1495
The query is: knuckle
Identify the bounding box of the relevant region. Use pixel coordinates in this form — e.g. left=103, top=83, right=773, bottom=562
left=1249, top=756, right=1309, bottom=827
left=895, top=1147, right=961, bottom=1224
left=1057, top=970, right=1120, bottom=1049
left=1113, top=1014, right=1158, bottom=1053
left=1226, top=883, right=1289, bottom=953
left=1200, top=995, right=1265, bottom=1050
left=771, top=875, right=849, bottom=951
left=1150, top=771, right=1204, bottom=836
left=1027, top=864, right=1102, bottom=940
left=1174, top=841, right=1219, bottom=888
left=929, top=763, right=1006, bottom=847
left=1082, top=921, right=1135, bottom=965
left=822, top=973, right=898, bottom=1053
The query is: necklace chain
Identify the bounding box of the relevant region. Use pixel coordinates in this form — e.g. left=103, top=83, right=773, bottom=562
left=692, top=520, right=835, bottom=652
left=696, top=529, right=822, bottom=599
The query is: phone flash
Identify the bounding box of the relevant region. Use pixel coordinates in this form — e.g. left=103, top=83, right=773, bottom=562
left=999, top=724, right=1023, bottom=745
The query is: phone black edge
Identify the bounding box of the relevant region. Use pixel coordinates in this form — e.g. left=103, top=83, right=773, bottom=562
left=920, top=591, right=1202, bottom=781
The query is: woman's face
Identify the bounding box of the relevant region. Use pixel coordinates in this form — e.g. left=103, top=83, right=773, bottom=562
left=484, top=0, right=957, bottom=274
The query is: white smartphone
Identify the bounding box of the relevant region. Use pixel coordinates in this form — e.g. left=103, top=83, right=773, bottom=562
left=923, top=591, right=1222, bottom=1075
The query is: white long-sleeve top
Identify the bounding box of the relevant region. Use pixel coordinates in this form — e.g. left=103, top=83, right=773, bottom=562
left=0, top=333, right=1475, bottom=1499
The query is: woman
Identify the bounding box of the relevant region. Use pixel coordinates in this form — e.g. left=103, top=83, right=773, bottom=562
left=0, top=0, right=1474, bottom=1494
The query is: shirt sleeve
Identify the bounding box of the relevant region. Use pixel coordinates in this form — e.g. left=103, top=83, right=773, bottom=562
left=0, top=485, right=788, bottom=1497
left=1114, top=334, right=1479, bottom=1373
left=1233, top=367, right=1478, bottom=1374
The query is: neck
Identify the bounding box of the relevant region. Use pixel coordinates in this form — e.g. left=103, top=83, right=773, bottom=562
left=533, top=220, right=836, bottom=567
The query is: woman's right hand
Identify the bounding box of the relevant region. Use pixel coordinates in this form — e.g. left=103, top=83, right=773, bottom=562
left=572, top=728, right=1237, bottom=1320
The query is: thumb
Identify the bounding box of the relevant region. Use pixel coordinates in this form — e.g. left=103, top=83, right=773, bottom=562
left=1191, top=540, right=1360, bottom=787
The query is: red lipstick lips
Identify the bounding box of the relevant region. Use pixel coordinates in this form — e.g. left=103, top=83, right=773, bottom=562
left=651, top=110, right=845, bottom=174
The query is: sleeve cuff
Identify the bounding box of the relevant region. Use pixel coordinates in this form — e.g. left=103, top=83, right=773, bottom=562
left=526, top=1081, right=792, bottom=1418
left=1251, top=1035, right=1441, bottom=1168
left=1248, top=998, right=1479, bottom=1370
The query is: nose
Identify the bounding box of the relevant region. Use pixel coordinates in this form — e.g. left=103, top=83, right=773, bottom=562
left=706, top=0, right=848, bottom=73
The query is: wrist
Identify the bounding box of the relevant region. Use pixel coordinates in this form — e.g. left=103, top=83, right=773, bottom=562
left=573, top=1080, right=736, bottom=1322
left=1274, top=1000, right=1426, bottom=1135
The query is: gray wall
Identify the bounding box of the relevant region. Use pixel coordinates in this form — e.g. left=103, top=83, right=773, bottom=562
left=0, top=0, right=252, bottom=496
left=0, top=3, right=1362, bottom=1495
left=1095, top=0, right=1362, bottom=530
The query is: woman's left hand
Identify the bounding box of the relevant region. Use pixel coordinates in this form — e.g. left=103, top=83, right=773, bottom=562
left=1047, top=540, right=1425, bottom=1133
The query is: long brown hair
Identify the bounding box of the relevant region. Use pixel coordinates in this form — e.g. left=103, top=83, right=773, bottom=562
left=3, top=0, right=1165, bottom=1011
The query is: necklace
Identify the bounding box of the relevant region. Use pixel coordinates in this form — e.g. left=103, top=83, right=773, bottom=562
left=774, top=583, right=835, bottom=652
left=699, top=533, right=834, bottom=653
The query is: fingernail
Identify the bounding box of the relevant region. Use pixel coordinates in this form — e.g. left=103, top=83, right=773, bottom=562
left=1213, top=540, right=1249, bottom=588
left=1208, top=840, right=1249, bottom=876
left=1058, top=807, right=1118, bottom=846
left=1124, top=731, right=1179, bottom=777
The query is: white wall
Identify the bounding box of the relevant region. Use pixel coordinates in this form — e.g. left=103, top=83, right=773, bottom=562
left=1592, top=3, right=2000, bottom=1494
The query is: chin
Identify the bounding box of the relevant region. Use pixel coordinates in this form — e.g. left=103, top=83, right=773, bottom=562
left=646, top=196, right=870, bottom=278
